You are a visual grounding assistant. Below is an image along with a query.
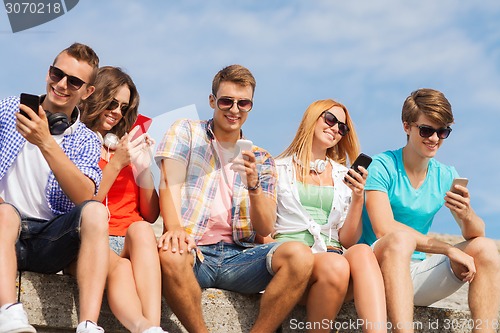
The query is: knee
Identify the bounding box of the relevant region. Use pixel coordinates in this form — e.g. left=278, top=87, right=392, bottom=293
left=345, top=244, right=377, bottom=266
left=313, top=255, right=350, bottom=289
left=466, top=237, right=500, bottom=268
left=80, top=201, right=108, bottom=234
left=376, top=230, right=416, bottom=261
left=0, top=204, right=21, bottom=232
left=274, top=241, right=314, bottom=275
left=110, top=257, right=133, bottom=276
left=126, top=221, right=156, bottom=245
left=159, top=248, right=191, bottom=277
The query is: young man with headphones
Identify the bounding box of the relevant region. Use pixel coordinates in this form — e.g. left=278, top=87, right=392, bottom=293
left=0, top=43, right=109, bottom=333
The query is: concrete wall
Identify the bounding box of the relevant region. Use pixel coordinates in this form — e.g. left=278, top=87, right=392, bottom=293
left=18, top=271, right=478, bottom=333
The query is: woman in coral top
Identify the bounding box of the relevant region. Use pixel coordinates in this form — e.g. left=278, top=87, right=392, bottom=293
left=80, top=66, right=165, bottom=333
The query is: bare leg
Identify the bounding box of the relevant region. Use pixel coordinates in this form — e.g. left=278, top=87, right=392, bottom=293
left=373, top=231, right=416, bottom=333
left=250, top=242, right=313, bottom=333
left=454, top=237, right=500, bottom=333
left=159, top=248, right=208, bottom=333
left=107, top=251, right=152, bottom=333
left=123, top=222, right=162, bottom=325
left=0, top=204, right=20, bottom=306
left=303, top=252, right=350, bottom=333
left=344, top=244, right=387, bottom=333
left=75, top=202, right=109, bottom=322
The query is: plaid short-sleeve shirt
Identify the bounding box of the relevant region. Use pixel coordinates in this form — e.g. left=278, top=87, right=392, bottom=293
left=155, top=118, right=277, bottom=247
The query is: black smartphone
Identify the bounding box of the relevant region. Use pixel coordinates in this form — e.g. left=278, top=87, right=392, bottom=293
left=344, top=153, right=373, bottom=182
left=19, top=93, right=40, bottom=120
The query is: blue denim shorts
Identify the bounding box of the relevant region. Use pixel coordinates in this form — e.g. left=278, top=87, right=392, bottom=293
left=109, top=236, right=125, bottom=255
left=13, top=201, right=94, bottom=274
left=194, top=242, right=282, bottom=294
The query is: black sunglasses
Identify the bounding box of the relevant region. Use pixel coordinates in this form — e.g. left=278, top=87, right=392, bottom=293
left=49, top=66, right=86, bottom=91
left=414, top=124, right=452, bottom=139
left=322, top=111, right=349, bottom=136
left=214, top=95, right=253, bottom=112
left=106, top=99, right=129, bottom=114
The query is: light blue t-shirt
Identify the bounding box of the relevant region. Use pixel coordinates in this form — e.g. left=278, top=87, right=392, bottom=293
left=360, top=148, right=459, bottom=260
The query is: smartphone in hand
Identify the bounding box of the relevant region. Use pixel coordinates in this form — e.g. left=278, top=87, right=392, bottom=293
left=130, top=114, right=152, bottom=141
left=345, top=153, right=372, bottom=183
left=233, top=139, right=253, bottom=160
left=450, top=177, right=468, bottom=195
left=19, top=93, right=40, bottom=120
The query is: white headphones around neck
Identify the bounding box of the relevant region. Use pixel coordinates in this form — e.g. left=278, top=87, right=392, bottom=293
left=310, top=159, right=327, bottom=174
left=293, top=155, right=327, bottom=174
left=103, top=133, right=119, bottom=150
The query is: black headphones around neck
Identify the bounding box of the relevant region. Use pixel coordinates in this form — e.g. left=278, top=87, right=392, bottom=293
left=39, top=95, right=78, bottom=135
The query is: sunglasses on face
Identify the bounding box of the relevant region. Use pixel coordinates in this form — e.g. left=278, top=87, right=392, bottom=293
left=414, top=124, right=452, bottom=139
left=49, top=66, right=86, bottom=91
left=322, top=111, right=349, bottom=136
left=106, top=99, right=129, bottom=114
left=213, top=95, right=253, bottom=112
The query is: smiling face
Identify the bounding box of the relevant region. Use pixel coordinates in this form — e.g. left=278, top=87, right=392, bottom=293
left=312, top=106, right=346, bottom=152
left=209, top=81, right=253, bottom=143
left=404, top=113, right=446, bottom=159
left=43, top=51, right=95, bottom=116
left=96, top=84, right=131, bottom=137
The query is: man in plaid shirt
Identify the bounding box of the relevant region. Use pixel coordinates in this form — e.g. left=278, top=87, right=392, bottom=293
left=155, top=65, right=313, bottom=332
left=0, top=43, right=108, bottom=333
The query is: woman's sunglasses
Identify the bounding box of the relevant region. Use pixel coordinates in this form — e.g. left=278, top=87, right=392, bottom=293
left=214, top=95, right=253, bottom=112
left=48, top=66, right=86, bottom=91
left=322, top=111, right=349, bottom=136
left=106, top=99, right=129, bottom=114
left=414, top=124, right=452, bottom=139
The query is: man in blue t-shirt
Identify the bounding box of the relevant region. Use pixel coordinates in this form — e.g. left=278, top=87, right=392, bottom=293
left=361, top=88, right=500, bottom=332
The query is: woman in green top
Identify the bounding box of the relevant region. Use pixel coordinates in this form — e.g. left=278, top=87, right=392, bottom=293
left=273, top=99, right=386, bottom=332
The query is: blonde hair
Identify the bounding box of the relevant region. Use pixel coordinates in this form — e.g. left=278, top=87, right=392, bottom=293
left=278, top=99, right=360, bottom=181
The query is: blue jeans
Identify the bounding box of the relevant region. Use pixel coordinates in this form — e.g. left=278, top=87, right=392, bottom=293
left=194, top=242, right=282, bottom=294
left=13, top=201, right=95, bottom=274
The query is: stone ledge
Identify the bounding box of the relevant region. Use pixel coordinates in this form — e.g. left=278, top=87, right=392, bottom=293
left=17, top=271, right=477, bottom=333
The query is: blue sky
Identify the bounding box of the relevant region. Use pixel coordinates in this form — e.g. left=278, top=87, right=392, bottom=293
left=1, top=1, right=499, bottom=238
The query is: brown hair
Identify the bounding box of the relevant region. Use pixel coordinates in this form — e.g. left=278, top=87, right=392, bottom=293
left=80, top=66, right=139, bottom=138
left=53, top=42, right=99, bottom=85
left=278, top=99, right=361, bottom=181
left=402, top=88, right=454, bottom=126
left=212, top=64, right=256, bottom=97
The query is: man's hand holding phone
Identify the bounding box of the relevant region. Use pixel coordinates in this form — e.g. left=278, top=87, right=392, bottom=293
left=17, top=93, right=51, bottom=146
left=231, top=139, right=259, bottom=190
left=445, top=177, right=473, bottom=222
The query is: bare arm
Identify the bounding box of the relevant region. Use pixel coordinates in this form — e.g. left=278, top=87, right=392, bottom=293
left=157, top=158, right=195, bottom=253
left=17, top=104, right=95, bottom=204
left=338, top=166, right=367, bottom=248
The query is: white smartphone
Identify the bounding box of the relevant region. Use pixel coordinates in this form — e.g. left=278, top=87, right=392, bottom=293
left=234, top=139, right=253, bottom=160
left=450, top=177, right=468, bottom=195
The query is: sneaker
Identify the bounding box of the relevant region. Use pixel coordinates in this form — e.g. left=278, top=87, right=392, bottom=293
left=0, top=303, right=36, bottom=333
left=76, top=321, right=104, bottom=333
left=142, top=327, right=169, bottom=333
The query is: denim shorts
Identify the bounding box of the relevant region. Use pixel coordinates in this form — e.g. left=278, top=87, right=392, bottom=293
left=109, top=236, right=125, bottom=255
left=194, top=241, right=282, bottom=294
left=13, top=201, right=94, bottom=274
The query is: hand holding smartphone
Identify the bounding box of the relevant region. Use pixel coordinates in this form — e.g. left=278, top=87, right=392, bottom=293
left=450, top=177, right=468, bottom=195
left=130, top=114, right=152, bottom=141
left=344, top=153, right=372, bottom=183
left=19, top=93, right=40, bottom=120
left=233, top=139, right=253, bottom=161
